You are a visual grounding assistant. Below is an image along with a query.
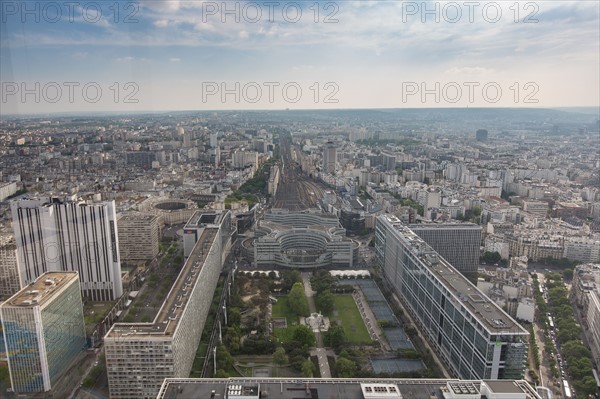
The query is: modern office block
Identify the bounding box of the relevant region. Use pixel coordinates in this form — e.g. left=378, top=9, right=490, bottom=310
left=11, top=196, right=123, bottom=301
left=409, top=223, right=482, bottom=275
left=0, top=234, right=21, bottom=298
left=104, top=210, right=232, bottom=399
left=117, top=213, right=162, bottom=261
left=0, top=272, right=86, bottom=394
left=376, top=215, right=528, bottom=380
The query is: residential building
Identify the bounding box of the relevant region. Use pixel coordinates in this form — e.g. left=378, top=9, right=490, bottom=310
left=104, top=210, right=232, bottom=399
left=0, top=234, right=21, bottom=298
left=11, top=196, right=123, bottom=301
left=0, top=272, right=86, bottom=394
left=117, top=213, right=162, bottom=261
left=376, top=215, right=529, bottom=380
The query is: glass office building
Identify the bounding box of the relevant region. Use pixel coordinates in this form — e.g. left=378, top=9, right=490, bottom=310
left=376, top=215, right=528, bottom=380
left=0, top=272, right=86, bottom=393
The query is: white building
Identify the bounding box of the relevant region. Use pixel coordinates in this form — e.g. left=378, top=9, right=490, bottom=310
left=104, top=211, right=232, bottom=399
left=11, top=196, right=123, bottom=301
left=0, top=181, right=18, bottom=201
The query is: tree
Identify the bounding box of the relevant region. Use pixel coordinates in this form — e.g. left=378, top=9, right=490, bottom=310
left=301, top=358, right=314, bottom=377
left=273, top=346, right=289, bottom=366
left=482, top=251, right=501, bottom=264
left=216, top=345, right=234, bottom=371
left=324, top=324, right=346, bottom=350
left=214, top=369, right=229, bottom=378
left=293, top=324, right=316, bottom=348
left=229, top=307, right=241, bottom=326
left=563, top=268, right=573, bottom=280
left=288, top=283, right=309, bottom=316
left=335, top=357, right=357, bottom=378
left=316, top=290, right=335, bottom=315
left=281, top=270, right=301, bottom=292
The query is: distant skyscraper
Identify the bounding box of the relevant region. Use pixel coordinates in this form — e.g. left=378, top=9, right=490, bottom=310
left=409, top=223, right=482, bottom=276
left=0, top=234, right=22, bottom=298
left=376, top=216, right=528, bottom=380
left=210, top=132, right=219, bottom=148
left=476, top=129, right=488, bottom=141
left=1, top=272, right=86, bottom=394
left=322, top=142, right=337, bottom=174
left=11, top=196, right=123, bottom=301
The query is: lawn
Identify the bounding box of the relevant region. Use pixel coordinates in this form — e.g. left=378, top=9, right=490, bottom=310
left=272, top=296, right=303, bottom=344
left=271, top=297, right=300, bottom=325
left=331, top=295, right=372, bottom=343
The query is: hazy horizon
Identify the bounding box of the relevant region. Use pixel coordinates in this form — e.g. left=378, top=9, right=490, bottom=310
left=1, top=1, right=599, bottom=114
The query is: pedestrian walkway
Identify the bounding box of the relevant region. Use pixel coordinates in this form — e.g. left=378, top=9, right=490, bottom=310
left=301, top=272, right=332, bottom=378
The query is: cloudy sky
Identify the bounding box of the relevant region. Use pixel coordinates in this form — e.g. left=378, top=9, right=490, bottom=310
left=1, top=0, right=598, bottom=114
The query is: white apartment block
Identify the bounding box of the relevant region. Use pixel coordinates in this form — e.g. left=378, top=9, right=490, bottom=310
left=11, top=196, right=122, bottom=301
left=564, top=238, right=600, bottom=263
left=104, top=211, right=232, bottom=399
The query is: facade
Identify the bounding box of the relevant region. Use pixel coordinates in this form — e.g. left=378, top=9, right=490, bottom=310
left=564, top=238, right=600, bottom=263
left=104, top=210, right=232, bottom=399
left=126, top=151, right=156, bottom=169
left=587, top=290, right=600, bottom=366
left=409, top=223, right=482, bottom=275
left=243, top=210, right=359, bottom=269
left=156, top=378, right=542, bottom=399
left=117, top=213, right=162, bottom=261
left=573, top=263, right=600, bottom=365
left=0, top=181, right=18, bottom=201
left=323, top=142, right=337, bottom=174
left=0, top=234, right=21, bottom=298
left=376, top=215, right=529, bottom=380
left=476, top=129, right=488, bottom=141
left=0, top=272, right=86, bottom=394
left=11, top=196, right=123, bottom=301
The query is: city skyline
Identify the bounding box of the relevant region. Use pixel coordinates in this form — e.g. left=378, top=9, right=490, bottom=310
left=1, top=1, right=599, bottom=114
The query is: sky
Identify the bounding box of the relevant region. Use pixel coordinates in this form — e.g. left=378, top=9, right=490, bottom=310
left=1, top=0, right=599, bottom=114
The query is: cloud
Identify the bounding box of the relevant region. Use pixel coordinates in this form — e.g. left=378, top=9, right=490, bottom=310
left=116, top=56, right=149, bottom=62
left=444, top=67, right=496, bottom=75
left=238, top=31, right=249, bottom=39
left=170, top=58, right=181, bottom=62
left=154, top=20, right=170, bottom=28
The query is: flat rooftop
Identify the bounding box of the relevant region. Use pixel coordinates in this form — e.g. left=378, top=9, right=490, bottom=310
left=3, top=272, right=78, bottom=307
left=383, top=216, right=527, bottom=335
left=106, top=227, right=218, bottom=338
left=119, top=213, right=160, bottom=222
left=184, top=210, right=226, bottom=229
left=409, top=223, right=481, bottom=230
left=157, top=378, right=543, bottom=399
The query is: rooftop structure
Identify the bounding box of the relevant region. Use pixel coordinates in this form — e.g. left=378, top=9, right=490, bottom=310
left=156, top=378, right=543, bottom=399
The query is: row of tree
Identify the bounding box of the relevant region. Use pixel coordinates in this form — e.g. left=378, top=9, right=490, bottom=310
left=543, top=273, right=597, bottom=397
